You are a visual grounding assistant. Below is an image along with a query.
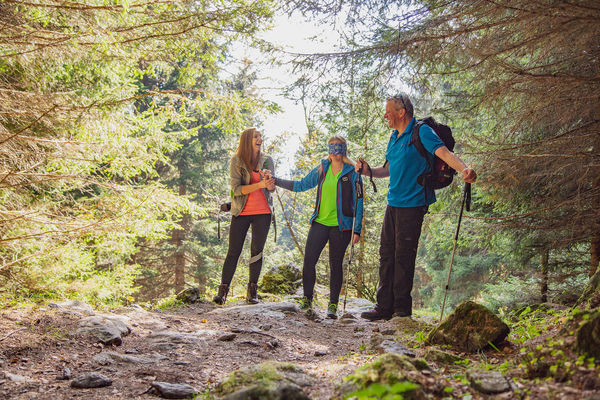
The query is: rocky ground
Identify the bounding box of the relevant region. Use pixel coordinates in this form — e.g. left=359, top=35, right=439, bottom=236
left=0, top=294, right=599, bottom=399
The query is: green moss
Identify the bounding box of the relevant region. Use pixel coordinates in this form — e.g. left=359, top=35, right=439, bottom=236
left=340, top=354, right=425, bottom=399
left=261, top=263, right=302, bottom=295
left=345, top=354, right=417, bottom=386
left=423, top=348, right=464, bottom=365
left=261, top=272, right=294, bottom=295
left=215, top=362, right=302, bottom=395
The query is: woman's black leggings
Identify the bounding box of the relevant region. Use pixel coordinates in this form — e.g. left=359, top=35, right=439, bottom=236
left=303, top=222, right=352, bottom=304
left=221, top=213, right=271, bottom=285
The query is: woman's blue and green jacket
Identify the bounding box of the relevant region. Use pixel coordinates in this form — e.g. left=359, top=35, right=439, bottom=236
left=275, top=159, right=364, bottom=236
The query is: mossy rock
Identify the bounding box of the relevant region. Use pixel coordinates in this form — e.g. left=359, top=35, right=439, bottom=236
left=175, top=287, right=201, bottom=304
left=427, top=301, right=509, bottom=352
left=261, top=263, right=302, bottom=295
left=221, top=383, right=309, bottom=400
left=214, top=361, right=311, bottom=398
left=391, top=316, right=432, bottom=336
left=423, top=348, right=464, bottom=365
left=576, top=310, right=600, bottom=359
left=337, top=353, right=425, bottom=399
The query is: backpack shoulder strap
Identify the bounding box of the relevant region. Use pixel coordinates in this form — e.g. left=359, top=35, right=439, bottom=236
left=410, top=120, right=426, bottom=156
left=411, top=120, right=434, bottom=170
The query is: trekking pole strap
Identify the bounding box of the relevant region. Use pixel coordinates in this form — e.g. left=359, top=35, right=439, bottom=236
left=366, top=163, right=377, bottom=193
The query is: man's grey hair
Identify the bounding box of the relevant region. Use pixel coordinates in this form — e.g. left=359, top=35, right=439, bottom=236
left=387, top=93, right=414, bottom=118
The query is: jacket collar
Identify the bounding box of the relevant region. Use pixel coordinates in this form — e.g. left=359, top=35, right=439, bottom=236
left=322, top=159, right=354, bottom=176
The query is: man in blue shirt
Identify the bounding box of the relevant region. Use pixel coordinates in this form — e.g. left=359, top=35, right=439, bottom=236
left=356, top=93, right=477, bottom=320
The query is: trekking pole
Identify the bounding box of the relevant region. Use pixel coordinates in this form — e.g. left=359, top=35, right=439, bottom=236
left=439, top=182, right=471, bottom=322
left=343, top=166, right=363, bottom=315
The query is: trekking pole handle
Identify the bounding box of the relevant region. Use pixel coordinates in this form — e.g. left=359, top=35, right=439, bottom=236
left=465, top=182, right=471, bottom=212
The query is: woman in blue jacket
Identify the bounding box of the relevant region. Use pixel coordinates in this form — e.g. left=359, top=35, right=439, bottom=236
left=274, top=135, right=363, bottom=319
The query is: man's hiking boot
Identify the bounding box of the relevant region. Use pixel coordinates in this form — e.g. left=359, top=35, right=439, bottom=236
left=392, top=311, right=411, bottom=318
left=213, top=283, right=229, bottom=305
left=360, top=307, right=392, bottom=321
left=246, top=282, right=259, bottom=304
left=298, top=296, right=312, bottom=310
left=327, top=303, right=338, bottom=319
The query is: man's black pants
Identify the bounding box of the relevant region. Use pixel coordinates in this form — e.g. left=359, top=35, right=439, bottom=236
left=303, top=222, right=352, bottom=304
left=221, top=213, right=271, bottom=285
left=376, top=205, right=426, bottom=316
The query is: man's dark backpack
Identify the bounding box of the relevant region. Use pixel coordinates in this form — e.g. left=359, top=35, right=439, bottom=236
left=411, top=116, right=456, bottom=190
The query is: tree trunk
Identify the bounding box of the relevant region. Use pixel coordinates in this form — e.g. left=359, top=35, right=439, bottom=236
left=592, top=107, right=600, bottom=278
left=592, top=234, right=600, bottom=278
left=172, top=183, right=187, bottom=293
left=541, top=249, right=549, bottom=303
left=196, top=258, right=207, bottom=294
left=575, top=267, right=600, bottom=309
left=591, top=164, right=600, bottom=277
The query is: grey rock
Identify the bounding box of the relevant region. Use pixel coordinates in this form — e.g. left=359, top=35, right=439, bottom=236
left=151, top=381, right=197, bottom=399
left=218, top=333, right=237, bottom=341
left=148, top=330, right=215, bottom=350
left=4, top=372, right=31, bottom=383
left=208, top=302, right=299, bottom=319
left=340, top=298, right=375, bottom=316
left=70, top=372, right=112, bottom=388
left=260, top=324, right=273, bottom=331
left=467, top=370, right=511, bottom=394
left=289, top=320, right=306, bottom=327
left=56, top=367, right=71, bottom=380
left=76, top=315, right=132, bottom=346
left=92, top=351, right=167, bottom=365
left=48, top=300, right=95, bottom=315
left=378, top=340, right=416, bottom=357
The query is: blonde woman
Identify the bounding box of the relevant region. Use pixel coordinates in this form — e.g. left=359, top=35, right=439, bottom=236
left=274, top=136, right=363, bottom=319
left=214, top=128, right=275, bottom=305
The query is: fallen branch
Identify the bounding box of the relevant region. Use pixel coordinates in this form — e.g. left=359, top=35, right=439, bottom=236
left=0, top=327, right=27, bottom=342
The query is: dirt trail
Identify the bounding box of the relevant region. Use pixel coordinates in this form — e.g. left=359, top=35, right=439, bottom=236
left=0, top=300, right=393, bottom=399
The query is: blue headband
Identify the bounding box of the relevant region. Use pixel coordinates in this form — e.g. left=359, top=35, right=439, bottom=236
left=328, top=142, right=347, bottom=156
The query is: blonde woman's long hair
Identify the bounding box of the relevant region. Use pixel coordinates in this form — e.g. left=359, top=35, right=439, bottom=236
left=236, top=127, right=260, bottom=172
left=327, top=135, right=355, bottom=166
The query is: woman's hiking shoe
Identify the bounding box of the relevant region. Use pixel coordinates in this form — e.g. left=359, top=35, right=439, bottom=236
left=327, top=303, right=338, bottom=319
left=360, top=307, right=392, bottom=321
left=213, top=283, right=229, bottom=305
left=298, top=296, right=312, bottom=310
left=246, top=282, right=259, bottom=304
left=305, top=308, right=319, bottom=321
